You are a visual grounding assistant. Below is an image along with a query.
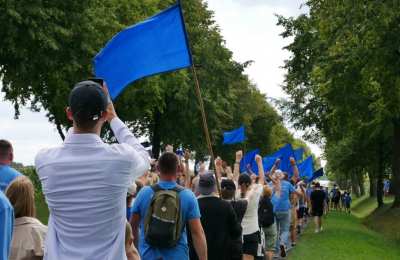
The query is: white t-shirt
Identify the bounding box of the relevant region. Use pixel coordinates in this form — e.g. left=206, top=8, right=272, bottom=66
left=241, top=183, right=263, bottom=235
left=35, top=118, right=149, bottom=260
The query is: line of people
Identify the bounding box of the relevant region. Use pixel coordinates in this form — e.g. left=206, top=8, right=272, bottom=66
left=0, top=80, right=329, bottom=260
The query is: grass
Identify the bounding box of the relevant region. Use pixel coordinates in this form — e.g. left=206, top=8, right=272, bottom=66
left=36, top=194, right=49, bottom=224
left=288, top=197, right=400, bottom=260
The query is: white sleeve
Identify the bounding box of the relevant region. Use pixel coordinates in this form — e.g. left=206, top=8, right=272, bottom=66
left=110, top=117, right=150, bottom=172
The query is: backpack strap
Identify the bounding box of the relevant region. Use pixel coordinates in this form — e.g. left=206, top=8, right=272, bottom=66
left=151, top=184, right=184, bottom=193
left=172, top=185, right=185, bottom=193
left=150, top=184, right=162, bottom=193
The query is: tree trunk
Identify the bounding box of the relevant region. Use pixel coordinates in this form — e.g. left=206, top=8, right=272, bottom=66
left=351, top=173, right=360, bottom=197
left=151, top=110, right=162, bottom=159
left=55, top=119, right=65, bottom=140
left=377, top=143, right=384, bottom=207
left=392, top=120, right=400, bottom=208
left=357, top=174, right=365, bottom=196
left=369, top=175, right=377, bottom=197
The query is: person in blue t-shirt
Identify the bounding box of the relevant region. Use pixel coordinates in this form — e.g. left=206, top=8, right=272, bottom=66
left=131, top=152, right=207, bottom=260
left=270, top=158, right=302, bottom=258
left=0, top=140, right=22, bottom=193
left=0, top=191, right=14, bottom=259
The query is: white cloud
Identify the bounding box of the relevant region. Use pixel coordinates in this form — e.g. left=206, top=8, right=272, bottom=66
left=0, top=91, right=61, bottom=165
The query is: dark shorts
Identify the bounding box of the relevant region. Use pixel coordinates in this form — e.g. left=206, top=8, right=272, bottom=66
left=243, top=231, right=260, bottom=256
left=312, top=207, right=324, bottom=217
left=297, top=207, right=306, bottom=219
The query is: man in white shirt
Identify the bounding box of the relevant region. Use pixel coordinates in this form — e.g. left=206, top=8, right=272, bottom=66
left=35, top=80, right=149, bottom=260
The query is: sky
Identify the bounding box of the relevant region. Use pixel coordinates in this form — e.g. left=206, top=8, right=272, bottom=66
left=0, top=0, right=324, bottom=166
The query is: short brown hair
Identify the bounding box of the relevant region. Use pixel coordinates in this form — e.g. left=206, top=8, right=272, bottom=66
left=5, top=176, right=36, bottom=218
left=0, top=139, right=12, bottom=159
left=262, top=185, right=273, bottom=198
left=158, top=152, right=178, bottom=175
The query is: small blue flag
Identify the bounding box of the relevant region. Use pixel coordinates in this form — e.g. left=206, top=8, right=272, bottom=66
left=294, top=148, right=304, bottom=163
left=223, top=126, right=246, bottom=145
left=308, top=168, right=324, bottom=183
left=94, top=4, right=192, bottom=99
left=298, top=156, right=314, bottom=180
left=240, top=149, right=259, bottom=173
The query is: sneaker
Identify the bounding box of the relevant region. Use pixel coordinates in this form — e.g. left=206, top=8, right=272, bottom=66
left=280, top=245, right=287, bottom=258
left=297, top=225, right=301, bottom=234
left=292, top=242, right=297, bottom=247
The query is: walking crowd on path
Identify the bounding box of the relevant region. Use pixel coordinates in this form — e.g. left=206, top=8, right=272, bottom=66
left=0, top=80, right=349, bottom=260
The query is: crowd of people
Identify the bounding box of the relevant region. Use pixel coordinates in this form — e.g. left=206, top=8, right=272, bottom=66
left=0, top=80, right=334, bottom=260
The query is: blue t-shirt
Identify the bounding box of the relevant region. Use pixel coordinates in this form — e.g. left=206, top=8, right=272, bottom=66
left=0, top=165, right=22, bottom=193
left=132, top=181, right=201, bottom=260
left=274, top=180, right=296, bottom=212
left=0, top=192, right=14, bottom=260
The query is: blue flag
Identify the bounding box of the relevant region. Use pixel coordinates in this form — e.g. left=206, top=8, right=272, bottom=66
left=223, top=126, right=246, bottom=145
left=294, top=148, right=304, bottom=163
left=298, top=156, right=314, bottom=180
left=94, top=4, right=192, bottom=99
left=268, top=144, right=295, bottom=173
left=308, top=168, right=324, bottom=183
left=240, top=149, right=260, bottom=174
left=250, top=155, right=277, bottom=175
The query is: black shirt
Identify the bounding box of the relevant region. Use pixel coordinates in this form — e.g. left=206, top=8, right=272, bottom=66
left=311, top=189, right=326, bottom=210
left=190, top=196, right=242, bottom=260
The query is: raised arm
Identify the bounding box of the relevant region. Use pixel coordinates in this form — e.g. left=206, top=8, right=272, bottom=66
left=233, top=150, right=242, bottom=182
left=104, top=86, right=150, bottom=173
left=184, top=150, right=192, bottom=189
left=215, top=157, right=223, bottom=180
left=255, top=154, right=265, bottom=185
left=290, top=157, right=299, bottom=183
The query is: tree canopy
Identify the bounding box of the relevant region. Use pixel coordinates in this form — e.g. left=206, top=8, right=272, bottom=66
left=0, top=0, right=315, bottom=165
left=278, top=0, right=400, bottom=207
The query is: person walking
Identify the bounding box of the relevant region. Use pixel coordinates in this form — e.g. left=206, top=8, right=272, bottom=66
left=6, top=176, right=48, bottom=260
left=190, top=172, right=241, bottom=260
left=0, top=190, right=13, bottom=260
left=35, top=80, right=149, bottom=260
left=0, top=140, right=22, bottom=193
left=131, top=152, right=207, bottom=260
left=310, top=182, right=326, bottom=233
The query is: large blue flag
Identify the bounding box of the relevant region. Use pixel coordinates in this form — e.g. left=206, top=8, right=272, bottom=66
left=268, top=144, right=295, bottom=173
left=250, top=155, right=277, bottom=175
left=223, top=126, right=246, bottom=145
left=294, top=148, right=304, bottom=163
left=298, top=156, right=314, bottom=180
left=308, top=168, right=324, bottom=183
left=240, top=149, right=259, bottom=173
left=94, top=4, right=192, bottom=99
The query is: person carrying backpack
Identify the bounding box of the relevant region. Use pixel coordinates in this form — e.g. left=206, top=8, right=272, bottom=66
left=259, top=185, right=280, bottom=260
left=131, top=152, right=207, bottom=260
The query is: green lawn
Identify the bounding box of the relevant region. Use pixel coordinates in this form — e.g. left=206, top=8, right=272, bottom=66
left=36, top=194, right=49, bottom=224
left=289, top=198, right=400, bottom=260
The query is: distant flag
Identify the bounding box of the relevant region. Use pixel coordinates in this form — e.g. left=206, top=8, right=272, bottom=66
left=94, top=3, right=192, bottom=99
left=294, top=148, right=304, bottom=163
left=308, top=168, right=324, bottom=183
left=223, top=126, right=246, bottom=145
left=240, top=149, right=260, bottom=173
left=298, top=156, right=314, bottom=180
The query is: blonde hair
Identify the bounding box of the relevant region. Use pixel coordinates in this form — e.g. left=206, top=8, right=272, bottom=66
left=5, top=176, right=36, bottom=218
left=262, top=185, right=273, bottom=198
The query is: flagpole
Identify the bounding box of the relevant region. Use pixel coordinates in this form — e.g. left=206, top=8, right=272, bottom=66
left=178, top=1, right=221, bottom=197
left=191, top=65, right=222, bottom=197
